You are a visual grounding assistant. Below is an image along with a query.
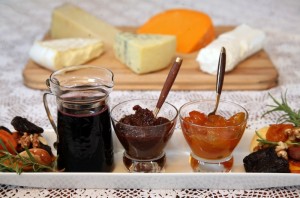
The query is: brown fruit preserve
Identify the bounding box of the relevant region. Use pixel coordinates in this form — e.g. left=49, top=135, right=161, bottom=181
left=115, top=105, right=174, bottom=160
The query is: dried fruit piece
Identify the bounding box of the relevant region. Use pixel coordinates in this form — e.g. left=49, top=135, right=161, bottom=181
left=19, top=148, right=53, bottom=166
left=11, top=116, right=43, bottom=134
left=11, top=132, right=23, bottom=152
left=289, top=160, right=300, bottom=173
left=288, top=146, right=300, bottom=161
left=206, top=115, right=227, bottom=127
left=39, top=142, right=54, bottom=157
left=188, top=111, right=207, bottom=125
left=243, top=147, right=290, bottom=173
left=3, top=148, right=53, bottom=172
left=0, top=129, right=18, bottom=154
left=266, top=124, right=293, bottom=142
left=0, top=126, right=11, bottom=134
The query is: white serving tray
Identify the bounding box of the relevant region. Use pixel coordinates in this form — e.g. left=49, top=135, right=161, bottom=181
left=0, top=129, right=299, bottom=189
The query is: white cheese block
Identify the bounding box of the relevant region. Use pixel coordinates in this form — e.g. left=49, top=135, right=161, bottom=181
left=114, top=32, right=176, bottom=74
left=51, top=3, right=120, bottom=50
left=197, top=24, right=266, bottom=75
left=29, top=38, right=104, bottom=71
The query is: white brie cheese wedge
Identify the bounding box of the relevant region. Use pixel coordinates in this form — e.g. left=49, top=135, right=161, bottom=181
left=197, top=24, right=266, bottom=75
left=29, top=38, right=104, bottom=71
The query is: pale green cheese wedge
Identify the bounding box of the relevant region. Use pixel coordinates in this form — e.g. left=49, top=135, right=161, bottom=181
left=114, top=32, right=176, bottom=74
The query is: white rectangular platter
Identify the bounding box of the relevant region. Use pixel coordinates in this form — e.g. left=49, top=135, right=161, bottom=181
left=0, top=128, right=299, bottom=189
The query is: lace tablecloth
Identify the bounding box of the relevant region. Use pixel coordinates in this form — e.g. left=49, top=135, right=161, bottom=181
left=0, top=0, right=300, bottom=197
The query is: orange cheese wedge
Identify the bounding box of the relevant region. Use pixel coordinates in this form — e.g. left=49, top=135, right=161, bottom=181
left=137, top=9, right=215, bottom=53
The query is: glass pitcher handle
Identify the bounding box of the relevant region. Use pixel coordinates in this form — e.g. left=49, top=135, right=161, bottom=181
left=43, top=92, right=59, bottom=149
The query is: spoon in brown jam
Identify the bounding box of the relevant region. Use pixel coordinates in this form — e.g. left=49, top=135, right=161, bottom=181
left=153, top=57, right=183, bottom=117
left=208, top=47, right=226, bottom=116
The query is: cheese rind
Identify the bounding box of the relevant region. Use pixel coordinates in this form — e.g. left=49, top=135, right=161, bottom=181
left=114, top=32, right=176, bottom=74
left=51, top=3, right=120, bottom=49
left=197, top=24, right=266, bottom=75
left=29, top=38, right=104, bottom=71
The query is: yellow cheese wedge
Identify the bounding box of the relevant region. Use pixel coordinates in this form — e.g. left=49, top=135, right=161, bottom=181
left=114, top=32, right=176, bottom=74
left=51, top=3, right=120, bottom=49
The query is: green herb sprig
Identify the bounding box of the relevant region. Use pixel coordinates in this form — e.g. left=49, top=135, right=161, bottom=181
left=255, top=130, right=278, bottom=146
left=0, top=139, right=56, bottom=174
left=262, top=90, right=300, bottom=127
left=255, top=130, right=300, bottom=146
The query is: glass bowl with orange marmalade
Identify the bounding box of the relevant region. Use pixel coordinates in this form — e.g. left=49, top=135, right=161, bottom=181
left=179, top=100, right=248, bottom=172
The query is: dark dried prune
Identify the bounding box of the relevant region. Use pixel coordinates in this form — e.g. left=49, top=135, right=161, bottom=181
left=243, top=147, right=290, bottom=173
left=11, top=116, right=43, bottom=134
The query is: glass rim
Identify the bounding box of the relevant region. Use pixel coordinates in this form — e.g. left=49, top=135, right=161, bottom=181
left=111, top=98, right=179, bottom=128
left=49, top=65, right=114, bottom=89
left=179, top=99, right=248, bottom=128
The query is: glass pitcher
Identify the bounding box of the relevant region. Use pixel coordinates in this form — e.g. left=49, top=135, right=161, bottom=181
left=43, top=65, right=114, bottom=172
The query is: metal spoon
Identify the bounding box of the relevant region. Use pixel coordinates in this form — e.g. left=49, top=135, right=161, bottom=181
left=208, top=47, right=226, bottom=116
left=153, top=57, right=183, bottom=117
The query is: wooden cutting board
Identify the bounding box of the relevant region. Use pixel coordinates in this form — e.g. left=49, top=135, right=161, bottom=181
left=23, top=26, right=278, bottom=90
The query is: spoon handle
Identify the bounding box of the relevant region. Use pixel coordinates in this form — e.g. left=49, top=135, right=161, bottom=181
left=216, top=47, right=226, bottom=94
left=153, top=57, right=183, bottom=117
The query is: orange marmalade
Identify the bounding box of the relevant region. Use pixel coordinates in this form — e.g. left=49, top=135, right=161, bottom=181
left=181, top=111, right=247, bottom=160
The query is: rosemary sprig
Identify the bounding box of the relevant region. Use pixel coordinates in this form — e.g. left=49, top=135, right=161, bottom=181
left=255, top=130, right=278, bottom=145
left=255, top=131, right=300, bottom=146
left=262, top=90, right=300, bottom=127
left=0, top=139, right=56, bottom=174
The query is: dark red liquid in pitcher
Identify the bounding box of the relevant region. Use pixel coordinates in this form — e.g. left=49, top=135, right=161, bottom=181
left=57, top=98, right=114, bottom=172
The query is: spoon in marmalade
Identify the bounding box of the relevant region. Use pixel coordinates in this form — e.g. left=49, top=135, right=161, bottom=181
left=153, top=57, right=183, bottom=117
left=208, top=47, right=226, bottom=116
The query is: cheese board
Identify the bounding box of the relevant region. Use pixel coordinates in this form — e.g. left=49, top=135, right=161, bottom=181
left=23, top=26, right=278, bottom=91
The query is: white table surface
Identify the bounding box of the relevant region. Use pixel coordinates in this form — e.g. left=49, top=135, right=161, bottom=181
left=0, top=0, right=300, bottom=197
